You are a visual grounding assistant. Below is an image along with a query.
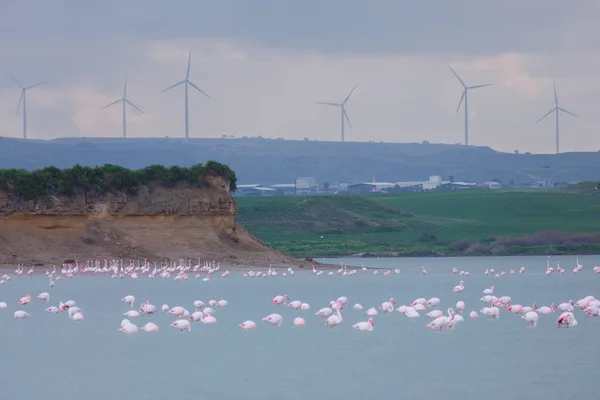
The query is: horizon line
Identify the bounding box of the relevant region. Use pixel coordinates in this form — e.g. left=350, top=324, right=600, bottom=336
left=0, top=135, right=596, bottom=155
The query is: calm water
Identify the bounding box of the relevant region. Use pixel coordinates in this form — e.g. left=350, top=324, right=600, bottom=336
left=1, top=255, right=599, bottom=400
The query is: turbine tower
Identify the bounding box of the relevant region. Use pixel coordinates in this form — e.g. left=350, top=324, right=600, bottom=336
left=10, top=75, right=44, bottom=140
left=101, top=74, right=144, bottom=138
left=536, top=82, right=579, bottom=154
left=317, top=85, right=356, bottom=142
left=449, top=66, right=492, bottom=146
left=161, top=50, right=210, bottom=141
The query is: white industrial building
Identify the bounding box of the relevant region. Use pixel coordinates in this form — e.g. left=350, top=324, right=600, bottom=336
left=292, top=177, right=314, bottom=195
left=347, top=176, right=448, bottom=192
left=481, top=181, right=503, bottom=189
left=236, top=175, right=483, bottom=196
left=236, top=177, right=318, bottom=196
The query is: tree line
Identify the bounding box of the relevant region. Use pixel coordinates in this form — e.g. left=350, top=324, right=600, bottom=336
left=0, top=161, right=237, bottom=200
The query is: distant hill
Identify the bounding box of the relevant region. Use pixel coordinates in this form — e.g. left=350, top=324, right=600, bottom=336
left=1, top=136, right=599, bottom=184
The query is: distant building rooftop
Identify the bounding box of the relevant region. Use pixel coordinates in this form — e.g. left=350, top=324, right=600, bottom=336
left=246, top=187, right=277, bottom=191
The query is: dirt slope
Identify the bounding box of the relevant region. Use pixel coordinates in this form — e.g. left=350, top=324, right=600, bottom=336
left=0, top=175, right=302, bottom=268
left=0, top=215, right=298, bottom=267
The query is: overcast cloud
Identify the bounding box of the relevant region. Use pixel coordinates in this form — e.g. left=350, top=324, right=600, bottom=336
left=0, top=1, right=598, bottom=153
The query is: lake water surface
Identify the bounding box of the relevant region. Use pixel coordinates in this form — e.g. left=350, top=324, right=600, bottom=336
left=0, top=255, right=598, bottom=400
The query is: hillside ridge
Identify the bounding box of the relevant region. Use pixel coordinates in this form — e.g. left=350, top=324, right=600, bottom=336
left=1, top=137, right=599, bottom=184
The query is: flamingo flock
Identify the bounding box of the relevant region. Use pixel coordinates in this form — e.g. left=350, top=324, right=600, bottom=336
left=1, top=257, right=599, bottom=335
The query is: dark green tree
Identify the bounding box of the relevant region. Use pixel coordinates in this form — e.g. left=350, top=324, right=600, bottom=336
left=0, top=161, right=237, bottom=200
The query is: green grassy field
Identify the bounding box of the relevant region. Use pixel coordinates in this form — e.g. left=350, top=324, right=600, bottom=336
left=235, top=190, right=600, bottom=257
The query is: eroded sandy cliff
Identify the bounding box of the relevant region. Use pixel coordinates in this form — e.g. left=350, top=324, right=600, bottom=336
left=0, top=174, right=296, bottom=267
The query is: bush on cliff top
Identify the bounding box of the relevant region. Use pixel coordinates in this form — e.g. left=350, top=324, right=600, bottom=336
left=0, top=161, right=237, bottom=200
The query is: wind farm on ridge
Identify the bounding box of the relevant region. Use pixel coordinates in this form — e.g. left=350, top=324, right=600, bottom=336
left=6, top=54, right=581, bottom=153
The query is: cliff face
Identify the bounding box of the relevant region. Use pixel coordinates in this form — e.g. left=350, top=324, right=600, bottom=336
left=0, top=174, right=295, bottom=267
left=0, top=174, right=236, bottom=217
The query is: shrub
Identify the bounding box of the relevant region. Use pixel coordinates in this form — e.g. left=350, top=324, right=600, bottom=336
left=466, top=242, right=489, bottom=255
left=0, top=161, right=237, bottom=200
left=490, top=232, right=600, bottom=248
left=449, top=238, right=472, bottom=252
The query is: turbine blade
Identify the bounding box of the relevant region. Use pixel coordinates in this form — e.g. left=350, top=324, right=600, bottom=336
left=9, top=74, right=23, bottom=88
left=186, top=50, right=192, bottom=79
left=342, top=85, right=357, bottom=105
left=468, top=84, right=492, bottom=89
left=16, top=91, right=23, bottom=115
left=124, top=73, right=128, bottom=97
left=316, top=102, right=340, bottom=106
left=126, top=99, right=144, bottom=114
left=101, top=98, right=122, bottom=110
left=161, top=80, right=185, bottom=92
left=456, top=90, right=465, bottom=113
left=343, top=108, right=352, bottom=128
left=24, top=82, right=45, bottom=90
left=188, top=80, right=210, bottom=99
left=449, top=66, right=466, bottom=88
left=536, top=108, right=556, bottom=123
left=553, top=82, right=558, bottom=107
left=558, top=107, right=579, bottom=118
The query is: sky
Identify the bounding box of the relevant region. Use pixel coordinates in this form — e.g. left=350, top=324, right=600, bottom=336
left=0, top=1, right=599, bottom=154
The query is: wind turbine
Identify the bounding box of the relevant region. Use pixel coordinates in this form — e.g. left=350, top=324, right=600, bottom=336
left=536, top=82, right=579, bottom=154
left=317, top=85, right=356, bottom=142
left=10, top=75, right=44, bottom=140
left=449, top=66, right=492, bottom=146
left=101, top=73, right=144, bottom=138
left=161, top=50, right=210, bottom=141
